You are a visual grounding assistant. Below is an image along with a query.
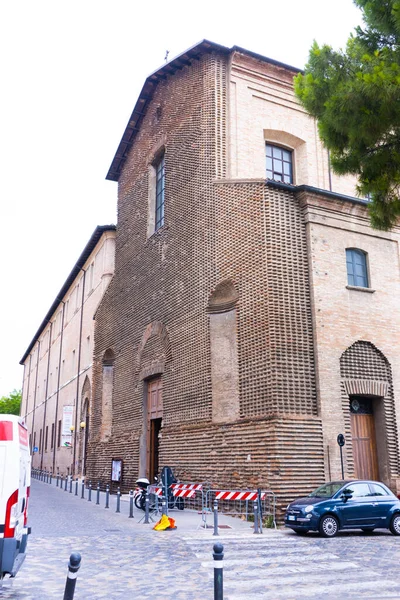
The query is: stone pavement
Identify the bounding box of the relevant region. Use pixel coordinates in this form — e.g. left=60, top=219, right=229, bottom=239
left=2, top=479, right=400, bottom=599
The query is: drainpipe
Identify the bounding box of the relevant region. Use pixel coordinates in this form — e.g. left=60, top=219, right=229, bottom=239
left=23, top=355, right=32, bottom=420
left=31, top=341, right=41, bottom=466
left=327, top=149, right=333, bottom=192
left=40, top=321, right=53, bottom=470
left=52, top=301, right=66, bottom=474
left=72, top=268, right=86, bottom=477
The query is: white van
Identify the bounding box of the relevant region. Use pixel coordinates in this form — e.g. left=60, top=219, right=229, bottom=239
left=0, top=414, right=31, bottom=579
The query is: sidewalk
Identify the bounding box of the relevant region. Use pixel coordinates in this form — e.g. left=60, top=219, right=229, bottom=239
left=0, top=478, right=262, bottom=599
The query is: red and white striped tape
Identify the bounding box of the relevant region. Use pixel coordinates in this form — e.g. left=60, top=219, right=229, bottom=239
left=172, top=488, right=196, bottom=498
left=215, top=491, right=266, bottom=501
left=170, top=483, right=203, bottom=491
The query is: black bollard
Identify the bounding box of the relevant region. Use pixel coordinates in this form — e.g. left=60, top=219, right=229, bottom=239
left=213, top=499, right=219, bottom=536
left=63, top=552, right=81, bottom=600
left=129, top=490, right=134, bottom=518
left=253, top=500, right=259, bottom=534
left=69, top=477, right=73, bottom=494
left=88, top=481, right=92, bottom=502
left=49, top=472, right=52, bottom=485
left=213, top=543, right=224, bottom=600
left=116, top=487, right=121, bottom=513
left=64, top=475, right=68, bottom=492
left=56, top=474, right=59, bottom=487
left=75, top=479, right=78, bottom=496
left=144, top=491, right=150, bottom=524
left=105, top=485, right=109, bottom=509
left=81, top=480, right=85, bottom=500
left=96, top=483, right=100, bottom=505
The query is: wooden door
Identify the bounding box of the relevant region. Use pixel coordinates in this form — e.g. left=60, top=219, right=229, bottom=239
left=146, top=377, right=163, bottom=481
left=351, top=408, right=379, bottom=480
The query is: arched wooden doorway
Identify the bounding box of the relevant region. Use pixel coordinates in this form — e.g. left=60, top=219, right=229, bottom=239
left=146, top=376, right=163, bottom=482
left=350, top=396, right=379, bottom=480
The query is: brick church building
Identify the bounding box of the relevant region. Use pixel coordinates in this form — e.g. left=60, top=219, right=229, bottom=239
left=87, top=40, right=400, bottom=505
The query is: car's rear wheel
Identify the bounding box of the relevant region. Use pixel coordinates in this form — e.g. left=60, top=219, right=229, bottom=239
left=319, top=515, right=339, bottom=538
left=389, top=514, right=400, bottom=536
left=292, top=528, right=308, bottom=535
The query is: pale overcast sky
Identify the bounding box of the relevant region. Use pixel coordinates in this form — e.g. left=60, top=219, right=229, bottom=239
left=0, top=0, right=363, bottom=397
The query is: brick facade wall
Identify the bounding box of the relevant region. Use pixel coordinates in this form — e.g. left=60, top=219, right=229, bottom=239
left=88, top=50, right=325, bottom=511
left=88, top=43, right=400, bottom=509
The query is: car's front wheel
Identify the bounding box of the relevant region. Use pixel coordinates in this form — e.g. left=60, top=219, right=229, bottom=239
left=389, top=514, right=400, bottom=536
left=319, top=515, right=339, bottom=538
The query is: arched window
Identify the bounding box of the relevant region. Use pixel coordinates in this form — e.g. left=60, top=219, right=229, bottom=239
left=346, top=249, right=369, bottom=288
left=101, top=349, right=115, bottom=441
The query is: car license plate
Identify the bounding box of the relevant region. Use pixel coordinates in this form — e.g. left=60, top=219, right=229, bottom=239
left=288, top=515, right=296, bottom=521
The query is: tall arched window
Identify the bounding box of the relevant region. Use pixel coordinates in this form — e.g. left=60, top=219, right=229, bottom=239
left=346, top=248, right=369, bottom=288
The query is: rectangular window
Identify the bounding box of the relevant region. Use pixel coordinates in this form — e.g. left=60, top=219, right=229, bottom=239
left=45, top=425, right=48, bottom=451
left=39, top=428, right=42, bottom=452
left=266, top=143, right=293, bottom=184
left=155, top=155, right=165, bottom=231
left=57, top=420, right=62, bottom=447
left=51, top=423, right=55, bottom=450
left=33, top=431, right=36, bottom=449
left=58, top=311, right=62, bottom=335
left=75, top=283, right=80, bottom=312
left=88, top=262, right=94, bottom=292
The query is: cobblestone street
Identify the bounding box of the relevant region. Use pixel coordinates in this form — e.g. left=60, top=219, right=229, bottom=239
left=2, top=479, right=400, bottom=599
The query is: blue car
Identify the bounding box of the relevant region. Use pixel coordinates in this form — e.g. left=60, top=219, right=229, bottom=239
left=285, top=480, right=400, bottom=537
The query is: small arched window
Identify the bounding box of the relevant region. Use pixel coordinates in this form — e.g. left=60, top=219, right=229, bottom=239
left=346, top=249, right=369, bottom=288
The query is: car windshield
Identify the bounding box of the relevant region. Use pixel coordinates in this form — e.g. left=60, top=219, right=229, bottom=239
left=308, top=482, right=345, bottom=498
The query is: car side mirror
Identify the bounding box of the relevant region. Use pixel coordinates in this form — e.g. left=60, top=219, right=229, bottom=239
left=341, top=490, right=353, bottom=503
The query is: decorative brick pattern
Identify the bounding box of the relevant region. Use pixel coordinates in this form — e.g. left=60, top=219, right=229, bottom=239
left=87, top=50, right=323, bottom=499
left=87, top=42, right=400, bottom=503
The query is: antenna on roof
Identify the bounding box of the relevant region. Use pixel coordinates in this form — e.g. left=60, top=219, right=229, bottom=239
left=164, top=50, right=169, bottom=63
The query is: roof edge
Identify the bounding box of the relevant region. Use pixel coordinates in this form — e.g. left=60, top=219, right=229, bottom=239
left=105, top=40, right=302, bottom=183
left=19, top=225, right=116, bottom=365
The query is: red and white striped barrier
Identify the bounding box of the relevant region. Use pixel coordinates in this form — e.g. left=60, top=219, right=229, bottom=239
left=170, top=483, right=203, bottom=492
left=172, top=488, right=196, bottom=498
left=149, top=486, right=163, bottom=496
left=215, top=490, right=266, bottom=501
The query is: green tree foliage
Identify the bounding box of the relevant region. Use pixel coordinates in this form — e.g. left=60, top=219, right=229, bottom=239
left=295, top=0, right=400, bottom=230
left=0, top=389, right=22, bottom=415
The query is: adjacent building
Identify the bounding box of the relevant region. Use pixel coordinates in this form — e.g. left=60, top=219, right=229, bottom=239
left=21, top=225, right=116, bottom=476
left=81, top=40, right=399, bottom=508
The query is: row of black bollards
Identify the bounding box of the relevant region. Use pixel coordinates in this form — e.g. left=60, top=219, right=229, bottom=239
left=32, top=468, right=134, bottom=517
